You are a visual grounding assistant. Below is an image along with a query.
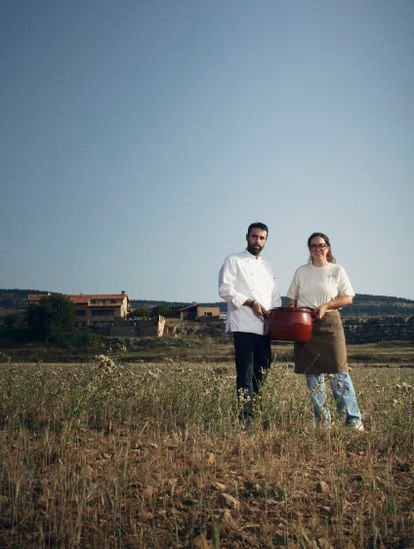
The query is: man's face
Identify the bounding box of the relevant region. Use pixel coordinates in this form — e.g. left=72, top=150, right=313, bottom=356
left=246, top=228, right=268, bottom=256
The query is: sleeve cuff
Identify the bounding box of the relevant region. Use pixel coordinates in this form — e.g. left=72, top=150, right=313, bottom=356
left=232, top=294, right=249, bottom=309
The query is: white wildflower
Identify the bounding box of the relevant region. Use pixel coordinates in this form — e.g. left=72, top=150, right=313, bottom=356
left=95, top=354, right=116, bottom=373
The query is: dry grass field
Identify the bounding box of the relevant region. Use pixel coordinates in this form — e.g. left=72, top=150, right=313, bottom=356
left=0, top=344, right=413, bottom=547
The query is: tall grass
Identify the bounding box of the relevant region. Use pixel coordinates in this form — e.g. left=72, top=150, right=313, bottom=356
left=0, top=357, right=413, bottom=547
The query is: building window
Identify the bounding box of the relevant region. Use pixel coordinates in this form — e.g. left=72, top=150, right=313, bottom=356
left=91, top=309, right=114, bottom=317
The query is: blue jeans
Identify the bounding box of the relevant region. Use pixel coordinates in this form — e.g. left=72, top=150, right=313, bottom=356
left=306, top=373, right=362, bottom=425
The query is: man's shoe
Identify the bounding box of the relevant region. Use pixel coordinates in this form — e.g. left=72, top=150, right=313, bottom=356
left=261, top=418, right=271, bottom=431
left=240, top=416, right=254, bottom=435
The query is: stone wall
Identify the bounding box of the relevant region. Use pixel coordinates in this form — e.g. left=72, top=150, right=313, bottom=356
left=110, top=316, right=414, bottom=343
left=164, top=316, right=414, bottom=343
left=110, top=316, right=165, bottom=337
left=343, top=316, right=414, bottom=343
left=164, top=319, right=225, bottom=338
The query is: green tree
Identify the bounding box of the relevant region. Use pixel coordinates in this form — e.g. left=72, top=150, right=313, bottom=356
left=2, top=312, right=24, bottom=329
left=154, top=305, right=174, bottom=317
left=129, top=307, right=151, bottom=318
left=26, top=294, right=78, bottom=344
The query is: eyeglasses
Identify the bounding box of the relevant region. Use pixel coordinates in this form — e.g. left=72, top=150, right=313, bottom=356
left=310, top=244, right=328, bottom=250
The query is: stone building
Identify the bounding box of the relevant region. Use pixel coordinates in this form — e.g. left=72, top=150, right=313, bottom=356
left=177, top=303, right=221, bottom=321
left=28, top=292, right=130, bottom=330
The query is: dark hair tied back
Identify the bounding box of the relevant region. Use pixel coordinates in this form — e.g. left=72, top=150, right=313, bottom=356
left=307, top=232, right=336, bottom=264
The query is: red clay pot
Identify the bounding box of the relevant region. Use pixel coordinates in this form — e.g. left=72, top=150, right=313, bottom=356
left=266, top=307, right=314, bottom=342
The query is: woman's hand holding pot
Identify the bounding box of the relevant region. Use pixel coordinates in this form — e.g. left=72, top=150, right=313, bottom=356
left=315, top=303, right=329, bottom=320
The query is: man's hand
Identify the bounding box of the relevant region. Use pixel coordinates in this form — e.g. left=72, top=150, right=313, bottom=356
left=244, top=299, right=267, bottom=319
left=252, top=300, right=268, bottom=318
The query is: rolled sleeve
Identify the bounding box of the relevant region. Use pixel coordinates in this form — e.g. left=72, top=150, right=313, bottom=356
left=337, top=267, right=355, bottom=297
left=287, top=269, right=299, bottom=301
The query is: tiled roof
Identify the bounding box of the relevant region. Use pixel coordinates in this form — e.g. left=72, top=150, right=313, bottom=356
left=177, top=303, right=199, bottom=311
left=68, top=294, right=128, bottom=304
left=27, top=294, right=49, bottom=302
left=28, top=293, right=128, bottom=304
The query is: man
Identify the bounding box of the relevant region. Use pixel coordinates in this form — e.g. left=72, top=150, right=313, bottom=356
left=218, top=222, right=281, bottom=425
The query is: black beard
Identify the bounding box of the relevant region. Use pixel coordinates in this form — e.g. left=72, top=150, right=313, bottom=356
left=247, top=244, right=262, bottom=256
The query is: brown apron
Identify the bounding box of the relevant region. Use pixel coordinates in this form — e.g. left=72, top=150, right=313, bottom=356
left=294, top=310, right=349, bottom=374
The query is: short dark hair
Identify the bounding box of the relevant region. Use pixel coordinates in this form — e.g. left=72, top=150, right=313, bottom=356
left=247, top=222, right=269, bottom=235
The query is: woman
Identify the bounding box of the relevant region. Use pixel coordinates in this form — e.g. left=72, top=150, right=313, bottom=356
left=287, top=232, right=364, bottom=431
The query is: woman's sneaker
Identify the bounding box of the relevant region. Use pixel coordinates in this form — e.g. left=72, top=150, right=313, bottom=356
left=348, top=419, right=365, bottom=432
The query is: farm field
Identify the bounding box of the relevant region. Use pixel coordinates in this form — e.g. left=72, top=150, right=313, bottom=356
left=0, top=344, right=413, bottom=547
left=2, top=336, right=414, bottom=367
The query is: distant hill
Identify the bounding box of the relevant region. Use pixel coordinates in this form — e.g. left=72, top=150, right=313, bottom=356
left=0, top=289, right=51, bottom=313
left=196, top=295, right=414, bottom=317
left=130, top=299, right=190, bottom=310
left=342, top=294, right=414, bottom=316
left=1, top=289, right=414, bottom=317
left=98, top=294, right=414, bottom=317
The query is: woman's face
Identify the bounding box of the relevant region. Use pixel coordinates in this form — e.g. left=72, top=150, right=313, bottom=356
left=309, top=236, right=329, bottom=263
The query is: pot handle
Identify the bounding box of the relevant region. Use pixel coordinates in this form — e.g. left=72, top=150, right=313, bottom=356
left=304, top=307, right=318, bottom=322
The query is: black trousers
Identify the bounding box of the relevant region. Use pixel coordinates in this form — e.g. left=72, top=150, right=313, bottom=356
left=233, top=332, right=272, bottom=419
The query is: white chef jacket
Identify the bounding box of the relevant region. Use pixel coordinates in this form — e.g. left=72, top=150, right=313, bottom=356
left=218, top=249, right=281, bottom=335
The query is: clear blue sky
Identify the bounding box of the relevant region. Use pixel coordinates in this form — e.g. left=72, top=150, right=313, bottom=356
left=1, top=1, right=413, bottom=301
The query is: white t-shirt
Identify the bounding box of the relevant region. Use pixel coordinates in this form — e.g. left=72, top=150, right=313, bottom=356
left=219, top=249, right=281, bottom=335
left=287, top=263, right=355, bottom=309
